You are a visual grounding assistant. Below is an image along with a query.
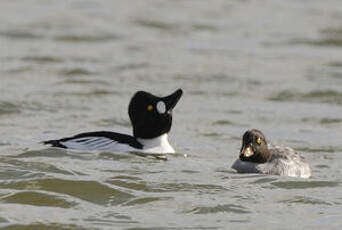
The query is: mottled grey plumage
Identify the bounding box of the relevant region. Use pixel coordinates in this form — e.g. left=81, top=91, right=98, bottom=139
left=232, top=144, right=311, bottom=178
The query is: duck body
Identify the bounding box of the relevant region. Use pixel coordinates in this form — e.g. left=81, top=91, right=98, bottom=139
left=232, top=144, right=311, bottom=178
left=43, top=89, right=182, bottom=154
left=232, top=129, right=311, bottom=178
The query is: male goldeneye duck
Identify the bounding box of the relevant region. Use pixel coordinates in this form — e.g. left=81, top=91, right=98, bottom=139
left=43, top=89, right=183, bottom=154
left=231, top=129, right=311, bottom=178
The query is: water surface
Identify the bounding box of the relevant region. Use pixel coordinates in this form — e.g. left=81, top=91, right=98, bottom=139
left=0, top=0, right=342, bottom=229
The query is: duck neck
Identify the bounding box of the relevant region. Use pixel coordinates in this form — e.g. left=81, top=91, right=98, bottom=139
left=262, top=149, right=272, bottom=162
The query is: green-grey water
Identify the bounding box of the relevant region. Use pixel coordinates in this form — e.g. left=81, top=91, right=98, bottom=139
left=1, top=0, right=342, bottom=229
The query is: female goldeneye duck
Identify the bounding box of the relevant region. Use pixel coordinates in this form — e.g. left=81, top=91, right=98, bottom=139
left=43, top=89, right=183, bottom=154
left=231, top=129, right=311, bottom=178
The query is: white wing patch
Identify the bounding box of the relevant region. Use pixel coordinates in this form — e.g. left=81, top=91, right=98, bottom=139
left=60, top=136, right=136, bottom=152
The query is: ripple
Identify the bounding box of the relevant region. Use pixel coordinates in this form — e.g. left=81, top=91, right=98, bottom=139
left=227, top=110, right=242, bottom=114
left=252, top=177, right=278, bottom=184
left=128, top=152, right=168, bottom=161
left=189, top=204, right=251, bottom=214
left=84, top=215, right=136, bottom=225
left=289, top=27, right=342, bottom=47
left=55, top=34, right=119, bottom=43
left=328, top=61, right=342, bottom=67
left=188, top=90, right=207, bottom=96
left=0, top=158, right=75, bottom=176
left=13, top=149, right=94, bottom=162
left=176, top=74, right=233, bottom=83
left=0, top=191, right=76, bottom=208
left=107, top=179, right=226, bottom=193
left=94, top=118, right=131, bottom=128
left=0, top=178, right=134, bottom=206
left=59, top=68, right=93, bottom=76
left=212, top=120, right=233, bottom=126
left=0, top=166, right=43, bottom=180
left=97, top=152, right=136, bottom=161
left=98, top=151, right=168, bottom=161
left=192, top=24, right=219, bottom=32
left=0, top=31, right=43, bottom=40
left=181, top=170, right=199, bottom=174
left=114, top=63, right=149, bottom=72
left=315, top=164, right=330, bottom=168
left=14, top=149, right=70, bottom=158
left=126, top=228, right=219, bottom=230
left=200, top=132, right=221, bottom=137
left=320, top=118, right=342, bottom=124
left=295, top=147, right=342, bottom=153
left=302, top=117, right=342, bottom=125
left=0, top=141, right=10, bottom=147
left=54, top=89, right=119, bottom=97
left=63, top=79, right=107, bottom=85
left=0, top=223, right=87, bottom=230
left=271, top=181, right=340, bottom=189
left=154, top=182, right=227, bottom=193
left=106, top=179, right=163, bottom=193
left=4, top=66, right=33, bottom=74
left=269, top=90, right=342, bottom=105
left=0, top=217, right=8, bottom=223
left=123, top=197, right=171, bottom=206
left=133, top=19, right=179, bottom=32
left=111, top=175, right=141, bottom=181
left=75, top=89, right=118, bottom=96
left=290, top=38, right=342, bottom=47
left=0, top=101, right=21, bottom=115
left=278, top=196, right=332, bottom=205
left=21, top=56, right=64, bottom=63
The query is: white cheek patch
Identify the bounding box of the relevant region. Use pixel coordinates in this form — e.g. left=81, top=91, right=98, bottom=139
left=156, top=101, right=166, bottom=114
left=244, top=146, right=254, bottom=157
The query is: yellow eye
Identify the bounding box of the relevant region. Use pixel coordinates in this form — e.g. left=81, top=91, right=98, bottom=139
left=257, top=137, right=262, bottom=145
left=147, top=105, right=153, bottom=111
